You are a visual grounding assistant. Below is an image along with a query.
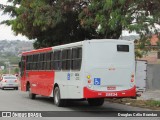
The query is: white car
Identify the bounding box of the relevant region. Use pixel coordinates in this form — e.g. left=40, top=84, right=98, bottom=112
left=0, top=75, right=19, bottom=90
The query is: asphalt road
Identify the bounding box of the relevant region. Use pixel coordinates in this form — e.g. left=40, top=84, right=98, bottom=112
left=0, top=88, right=159, bottom=120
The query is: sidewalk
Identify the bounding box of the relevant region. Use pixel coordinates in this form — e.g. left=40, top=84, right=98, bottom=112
left=138, top=90, right=160, bottom=101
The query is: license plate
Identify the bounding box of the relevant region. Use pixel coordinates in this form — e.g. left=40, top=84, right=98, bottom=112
left=107, top=86, right=116, bottom=90
left=9, top=84, right=13, bottom=86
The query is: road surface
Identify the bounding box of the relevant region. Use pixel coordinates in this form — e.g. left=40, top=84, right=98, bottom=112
left=0, top=89, right=159, bottom=120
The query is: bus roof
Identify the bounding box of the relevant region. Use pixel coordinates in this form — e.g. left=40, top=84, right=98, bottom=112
left=22, top=39, right=133, bottom=55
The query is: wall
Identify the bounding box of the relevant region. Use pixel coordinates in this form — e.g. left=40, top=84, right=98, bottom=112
left=147, top=64, right=160, bottom=90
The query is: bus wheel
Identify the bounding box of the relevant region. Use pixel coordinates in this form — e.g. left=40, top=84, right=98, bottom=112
left=28, top=85, right=36, bottom=99
left=54, top=87, right=66, bottom=107
left=87, top=98, right=104, bottom=106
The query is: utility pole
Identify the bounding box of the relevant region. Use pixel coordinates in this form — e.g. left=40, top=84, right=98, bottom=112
left=8, top=62, right=11, bottom=74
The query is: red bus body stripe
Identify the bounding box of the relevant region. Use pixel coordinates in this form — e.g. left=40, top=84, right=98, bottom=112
left=28, top=71, right=55, bottom=96
left=83, top=86, right=136, bottom=98
left=22, top=47, right=52, bottom=55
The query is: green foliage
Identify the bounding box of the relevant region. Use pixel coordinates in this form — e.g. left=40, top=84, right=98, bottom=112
left=135, top=50, right=143, bottom=58
left=1, top=0, right=92, bottom=48
left=0, top=54, right=20, bottom=65
left=8, top=56, right=20, bottom=64
left=80, top=0, right=160, bottom=39
left=14, top=68, right=19, bottom=74
left=1, top=0, right=160, bottom=51
left=146, top=100, right=160, bottom=107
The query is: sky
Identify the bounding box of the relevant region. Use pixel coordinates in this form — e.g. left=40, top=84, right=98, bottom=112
left=0, top=1, right=139, bottom=41
left=0, top=13, right=28, bottom=41
left=0, top=1, right=28, bottom=40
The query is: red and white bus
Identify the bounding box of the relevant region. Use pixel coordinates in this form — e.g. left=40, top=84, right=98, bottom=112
left=19, top=39, right=136, bottom=106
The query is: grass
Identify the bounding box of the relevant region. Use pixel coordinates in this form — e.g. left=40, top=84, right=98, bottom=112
left=146, top=100, right=160, bottom=107
left=106, top=98, right=160, bottom=110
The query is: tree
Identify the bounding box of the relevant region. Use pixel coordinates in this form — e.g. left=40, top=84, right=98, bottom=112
left=1, top=0, right=91, bottom=49
left=14, top=67, right=19, bottom=74
left=79, top=0, right=160, bottom=52
left=1, top=0, right=160, bottom=52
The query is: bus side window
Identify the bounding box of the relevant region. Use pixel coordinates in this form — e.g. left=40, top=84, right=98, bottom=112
left=20, top=56, right=25, bottom=77
left=29, top=55, right=33, bottom=70
left=39, top=53, right=43, bottom=70
left=26, top=55, right=29, bottom=70
left=43, top=53, right=47, bottom=70
left=32, top=55, right=35, bottom=70
left=71, top=47, right=82, bottom=70
left=62, top=50, right=67, bottom=70
left=36, top=54, right=40, bottom=70
left=54, top=50, right=62, bottom=70
left=51, top=52, right=54, bottom=70
left=26, top=55, right=32, bottom=70
left=62, top=49, right=71, bottom=70
left=46, top=52, right=51, bottom=70
left=33, top=54, right=38, bottom=70
left=66, top=49, right=71, bottom=70
left=42, top=53, right=46, bottom=70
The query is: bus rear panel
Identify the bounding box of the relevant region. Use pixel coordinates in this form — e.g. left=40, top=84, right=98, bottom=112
left=82, top=40, right=136, bottom=98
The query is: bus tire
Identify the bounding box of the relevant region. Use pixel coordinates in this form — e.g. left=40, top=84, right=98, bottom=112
left=87, top=98, right=104, bottom=106
left=54, top=87, right=66, bottom=107
left=28, top=85, right=36, bottom=99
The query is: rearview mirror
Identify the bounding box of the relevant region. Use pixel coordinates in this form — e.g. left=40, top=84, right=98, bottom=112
left=18, top=62, right=21, bottom=68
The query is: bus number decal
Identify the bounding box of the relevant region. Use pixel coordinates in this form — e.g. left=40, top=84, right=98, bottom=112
left=67, top=73, right=70, bottom=80
left=94, top=78, right=101, bottom=85
left=106, top=93, right=118, bottom=96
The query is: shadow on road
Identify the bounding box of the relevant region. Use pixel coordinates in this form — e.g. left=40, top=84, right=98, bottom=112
left=27, top=96, right=123, bottom=117
left=30, top=95, right=121, bottom=112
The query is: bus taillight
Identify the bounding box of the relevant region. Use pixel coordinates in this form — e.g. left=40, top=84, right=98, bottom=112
left=87, top=75, right=92, bottom=84
left=131, top=79, right=134, bottom=82
left=88, top=79, right=92, bottom=83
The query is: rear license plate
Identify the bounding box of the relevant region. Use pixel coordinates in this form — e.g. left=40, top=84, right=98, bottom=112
left=107, top=86, right=116, bottom=90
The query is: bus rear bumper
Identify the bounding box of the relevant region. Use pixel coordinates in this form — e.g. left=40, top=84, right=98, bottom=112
left=83, top=86, right=136, bottom=99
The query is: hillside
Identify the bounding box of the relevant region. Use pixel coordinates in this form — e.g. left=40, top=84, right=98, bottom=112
left=0, top=40, right=33, bottom=56
left=0, top=40, right=33, bottom=65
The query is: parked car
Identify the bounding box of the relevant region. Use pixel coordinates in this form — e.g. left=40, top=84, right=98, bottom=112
left=1, top=74, right=10, bottom=79
left=0, top=75, right=19, bottom=90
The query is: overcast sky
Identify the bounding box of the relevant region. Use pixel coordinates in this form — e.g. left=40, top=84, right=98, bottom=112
left=0, top=12, right=28, bottom=40
left=0, top=1, right=139, bottom=41
left=0, top=1, right=28, bottom=40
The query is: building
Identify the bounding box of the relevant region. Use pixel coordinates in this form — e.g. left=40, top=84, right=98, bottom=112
left=138, top=34, right=160, bottom=64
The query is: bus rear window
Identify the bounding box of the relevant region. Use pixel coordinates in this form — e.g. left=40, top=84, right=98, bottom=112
left=117, top=45, right=129, bottom=52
